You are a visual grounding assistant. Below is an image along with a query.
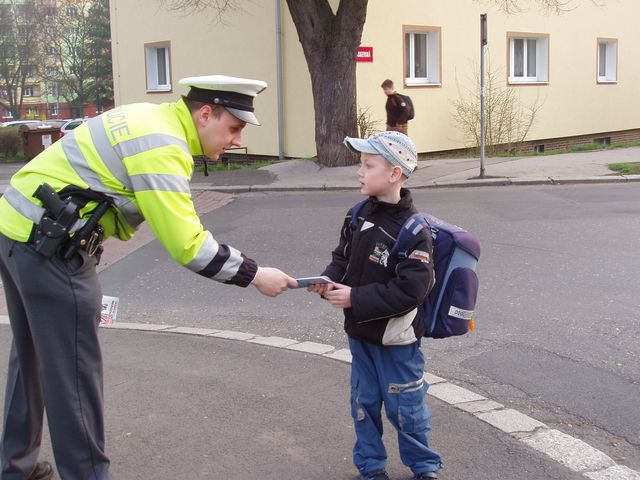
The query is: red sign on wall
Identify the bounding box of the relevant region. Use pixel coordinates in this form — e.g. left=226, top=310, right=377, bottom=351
left=357, top=46, right=373, bottom=63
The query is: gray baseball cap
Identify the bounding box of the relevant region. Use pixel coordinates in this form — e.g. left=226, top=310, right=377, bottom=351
left=344, top=131, right=418, bottom=177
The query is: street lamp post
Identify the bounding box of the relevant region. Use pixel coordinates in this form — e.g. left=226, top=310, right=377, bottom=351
left=480, top=13, right=487, bottom=178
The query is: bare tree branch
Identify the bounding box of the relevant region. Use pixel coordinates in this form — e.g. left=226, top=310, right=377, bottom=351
left=159, top=0, right=245, bottom=24
left=479, top=0, right=605, bottom=14
left=451, top=51, right=544, bottom=155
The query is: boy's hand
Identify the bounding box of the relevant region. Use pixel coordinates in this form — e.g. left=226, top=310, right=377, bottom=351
left=323, top=283, right=352, bottom=308
left=251, top=267, right=298, bottom=297
left=307, top=282, right=335, bottom=296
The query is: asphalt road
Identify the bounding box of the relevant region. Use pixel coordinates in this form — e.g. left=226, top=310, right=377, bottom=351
left=99, top=183, right=640, bottom=471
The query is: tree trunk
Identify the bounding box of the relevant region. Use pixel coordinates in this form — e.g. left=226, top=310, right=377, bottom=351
left=285, top=0, right=367, bottom=167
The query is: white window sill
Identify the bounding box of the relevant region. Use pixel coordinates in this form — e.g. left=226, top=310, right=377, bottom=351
left=146, top=86, right=172, bottom=93
left=508, top=79, right=548, bottom=85
left=405, top=82, right=441, bottom=87
left=597, top=79, right=617, bottom=84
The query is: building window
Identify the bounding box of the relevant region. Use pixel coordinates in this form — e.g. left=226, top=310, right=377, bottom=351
left=145, top=42, right=171, bottom=92
left=597, top=39, right=617, bottom=83
left=23, top=86, right=34, bottom=97
left=404, top=26, right=441, bottom=86
left=508, top=34, right=549, bottom=84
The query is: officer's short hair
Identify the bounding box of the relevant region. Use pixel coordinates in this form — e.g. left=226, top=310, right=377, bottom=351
left=182, top=96, right=225, bottom=118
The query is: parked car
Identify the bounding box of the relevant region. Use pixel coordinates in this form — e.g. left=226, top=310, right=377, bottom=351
left=42, top=119, right=67, bottom=128
left=0, top=120, right=45, bottom=128
left=59, top=118, right=86, bottom=137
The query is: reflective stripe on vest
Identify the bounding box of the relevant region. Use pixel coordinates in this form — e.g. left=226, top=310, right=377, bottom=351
left=3, top=185, right=45, bottom=224
left=186, top=232, right=219, bottom=272
left=3, top=185, right=85, bottom=234
left=130, top=174, right=190, bottom=193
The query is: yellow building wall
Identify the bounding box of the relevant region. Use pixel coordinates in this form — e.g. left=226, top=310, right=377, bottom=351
left=358, top=0, right=640, bottom=152
left=110, top=0, right=640, bottom=157
left=110, top=0, right=317, bottom=157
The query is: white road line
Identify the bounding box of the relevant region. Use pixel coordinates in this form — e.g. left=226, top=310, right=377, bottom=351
left=1, top=320, right=638, bottom=479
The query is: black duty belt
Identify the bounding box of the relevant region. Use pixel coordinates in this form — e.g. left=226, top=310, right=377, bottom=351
left=31, top=183, right=111, bottom=260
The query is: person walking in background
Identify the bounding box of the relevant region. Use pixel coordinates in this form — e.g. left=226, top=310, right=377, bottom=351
left=381, top=79, right=410, bottom=135
left=308, top=131, right=442, bottom=480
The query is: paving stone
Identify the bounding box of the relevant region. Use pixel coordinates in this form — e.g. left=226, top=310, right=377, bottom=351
left=247, top=336, right=299, bottom=348
left=521, top=429, right=615, bottom=472
left=428, top=382, right=485, bottom=404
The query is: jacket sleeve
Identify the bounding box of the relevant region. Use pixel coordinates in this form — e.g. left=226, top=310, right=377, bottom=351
left=395, top=94, right=410, bottom=125
left=131, top=147, right=258, bottom=287
left=321, top=213, right=352, bottom=282
left=349, top=229, right=434, bottom=322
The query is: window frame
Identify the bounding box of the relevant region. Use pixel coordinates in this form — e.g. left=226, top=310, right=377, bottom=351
left=507, top=32, right=550, bottom=85
left=596, top=38, right=617, bottom=84
left=402, top=25, right=442, bottom=87
left=23, top=86, right=34, bottom=97
left=144, top=41, right=172, bottom=93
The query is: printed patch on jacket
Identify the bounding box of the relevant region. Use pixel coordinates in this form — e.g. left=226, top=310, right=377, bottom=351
left=369, top=243, right=390, bottom=267
left=408, top=250, right=431, bottom=263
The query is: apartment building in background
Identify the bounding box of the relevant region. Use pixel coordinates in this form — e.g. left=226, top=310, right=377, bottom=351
left=0, top=0, right=110, bottom=121
left=109, top=0, right=640, bottom=157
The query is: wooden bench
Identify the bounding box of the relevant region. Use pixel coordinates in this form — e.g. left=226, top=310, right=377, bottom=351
left=221, top=146, right=249, bottom=169
left=193, top=147, right=251, bottom=175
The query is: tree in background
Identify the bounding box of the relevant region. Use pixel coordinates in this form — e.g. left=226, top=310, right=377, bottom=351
left=160, top=0, right=599, bottom=166
left=0, top=0, right=44, bottom=118
left=86, top=0, right=113, bottom=112
left=42, top=0, right=93, bottom=117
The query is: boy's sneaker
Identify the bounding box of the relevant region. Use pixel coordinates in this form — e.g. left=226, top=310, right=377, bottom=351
left=361, top=469, right=391, bottom=480
left=413, top=472, right=438, bottom=480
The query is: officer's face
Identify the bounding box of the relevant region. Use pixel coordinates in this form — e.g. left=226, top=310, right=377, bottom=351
left=196, top=106, right=246, bottom=160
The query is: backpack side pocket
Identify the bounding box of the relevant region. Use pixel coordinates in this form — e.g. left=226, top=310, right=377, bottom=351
left=430, top=267, right=479, bottom=338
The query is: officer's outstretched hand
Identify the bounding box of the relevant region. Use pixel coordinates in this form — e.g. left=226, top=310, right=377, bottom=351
left=251, top=267, right=298, bottom=297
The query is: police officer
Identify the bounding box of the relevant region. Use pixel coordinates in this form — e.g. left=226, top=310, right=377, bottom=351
left=0, top=75, right=297, bottom=480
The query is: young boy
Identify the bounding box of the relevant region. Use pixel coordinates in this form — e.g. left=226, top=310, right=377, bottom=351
left=309, top=131, right=442, bottom=480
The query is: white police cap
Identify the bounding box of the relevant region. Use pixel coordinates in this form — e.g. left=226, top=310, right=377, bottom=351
left=179, top=75, right=267, bottom=126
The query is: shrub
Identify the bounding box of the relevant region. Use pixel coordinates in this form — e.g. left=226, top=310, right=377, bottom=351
left=0, top=127, right=21, bottom=159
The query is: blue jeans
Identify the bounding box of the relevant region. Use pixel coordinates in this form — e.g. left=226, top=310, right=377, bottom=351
left=348, top=337, right=442, bottom=476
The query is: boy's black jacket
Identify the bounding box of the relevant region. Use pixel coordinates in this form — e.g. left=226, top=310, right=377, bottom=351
left=322, top=189, right=435, bottom=346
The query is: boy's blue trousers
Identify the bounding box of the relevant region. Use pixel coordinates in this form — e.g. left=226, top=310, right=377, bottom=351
left=348, top=336, right=442, bottom=476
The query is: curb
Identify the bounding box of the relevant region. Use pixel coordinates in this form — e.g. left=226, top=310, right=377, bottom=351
left=4, top=175, right=640, bottom=197
left=189, top=174, right=640, bottom=194
left=2, top=316, right=637, bottom=479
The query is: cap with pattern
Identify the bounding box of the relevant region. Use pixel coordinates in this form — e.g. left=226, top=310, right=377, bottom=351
left=343, top=131, right=418, bottom=177
left=179, top=75, right=267, bottom=125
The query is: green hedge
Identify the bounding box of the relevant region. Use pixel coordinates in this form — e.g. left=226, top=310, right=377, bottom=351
left=0, top=127, right=21, bottom=159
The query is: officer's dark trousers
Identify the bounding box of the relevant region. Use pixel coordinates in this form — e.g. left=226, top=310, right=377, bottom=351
left=0, top=233, right=110, bottom=480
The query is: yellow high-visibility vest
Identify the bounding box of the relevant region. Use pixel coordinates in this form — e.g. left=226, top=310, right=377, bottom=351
left=0, top=99, right=257, bottom=286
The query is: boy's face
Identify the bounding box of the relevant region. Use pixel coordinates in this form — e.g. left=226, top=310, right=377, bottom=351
left=382, top=86, right=394, bottom=96
left=356, top=153, right=400, bottom=197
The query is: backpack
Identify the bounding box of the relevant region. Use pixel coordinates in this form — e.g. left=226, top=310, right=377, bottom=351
left=397, top=93, right=415, bottom=121
left=350, top=200, right=480, bottom=339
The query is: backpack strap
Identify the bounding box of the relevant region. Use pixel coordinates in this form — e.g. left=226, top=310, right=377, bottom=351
left=390, top=213, right=430, bottom=260
left=349, top=199, right=370, bottom=231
